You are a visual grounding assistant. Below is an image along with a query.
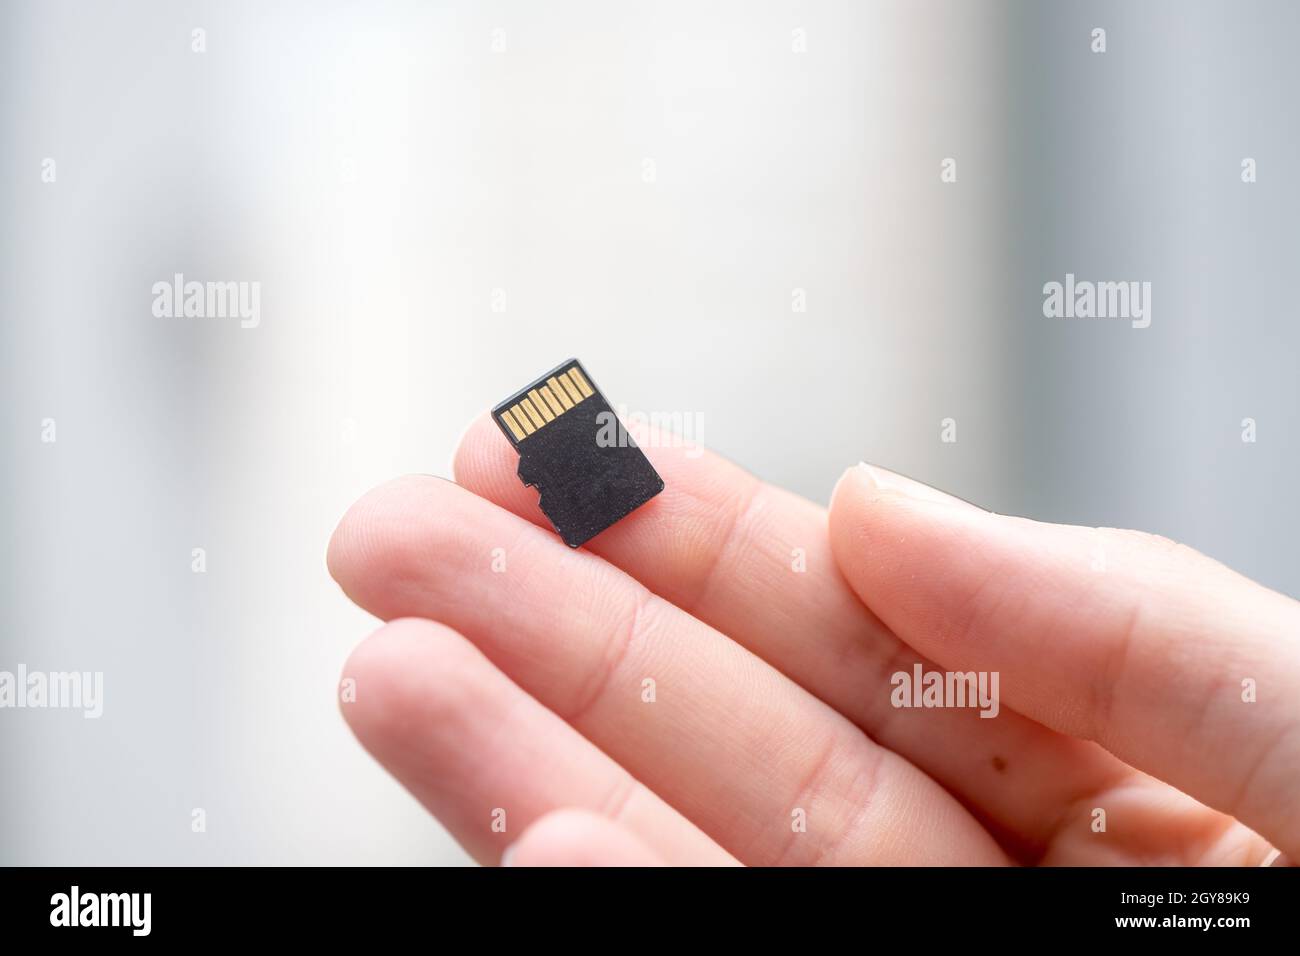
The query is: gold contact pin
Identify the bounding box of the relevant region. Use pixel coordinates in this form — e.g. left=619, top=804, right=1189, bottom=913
left=539, top=385, right=565, bottom=417
left=519, top=397, right=546, bottom=429
left=527, top=389, right=555, bottom=422
left=546, top=377, right=574, bottom=410
left=557, top=371, right=584, bottom=405
left=566, top=366, right=595, bottom=398
left=498, top=364, right=598, bottom=444
left=500, top=408, right=527, bottom=441
left=510, top=404, right=536, bottom=434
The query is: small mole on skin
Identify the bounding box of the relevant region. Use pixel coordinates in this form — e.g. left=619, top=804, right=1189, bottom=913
left=991, top=756, right=1007, bottom=773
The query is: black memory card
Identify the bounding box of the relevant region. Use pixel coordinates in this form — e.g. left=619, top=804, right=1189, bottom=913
left=492, top=359, right=664, bottom=548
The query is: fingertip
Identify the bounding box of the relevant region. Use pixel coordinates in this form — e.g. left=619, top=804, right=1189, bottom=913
left=450, top=413, right=498, bottom=484
left=504, top=808, right=667, bottom=867
left=829, top=462, right=875, bottom=513
left=827, top=463, right=913, bottom=561
left=338, top=617, right=485, bottom=757
left=328, top=474, right=489, bottom=620
left=452, top=413, right=540, bottom=516
left=833, top=462, right=984, bottom=513
left=327, top=475, right=430, bottom=591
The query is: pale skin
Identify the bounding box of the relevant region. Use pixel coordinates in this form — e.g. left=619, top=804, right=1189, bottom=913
left=327, top=415, right=1300, bottom=866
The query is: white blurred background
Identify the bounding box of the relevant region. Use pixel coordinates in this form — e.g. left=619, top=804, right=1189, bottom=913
left=2, top=0, right=1297, bottom=864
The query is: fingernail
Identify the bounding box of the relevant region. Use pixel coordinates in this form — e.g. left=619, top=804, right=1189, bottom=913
left=856, top=462, right=984, bottom=511
left=858, top=462, right=899, bottom=491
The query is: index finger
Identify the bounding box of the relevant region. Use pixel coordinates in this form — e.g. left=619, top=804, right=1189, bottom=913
left=453, top=413, right=1141, bottom=861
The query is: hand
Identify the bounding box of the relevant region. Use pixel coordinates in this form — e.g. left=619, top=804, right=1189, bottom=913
left=327, top=419, right=1299, bottom=866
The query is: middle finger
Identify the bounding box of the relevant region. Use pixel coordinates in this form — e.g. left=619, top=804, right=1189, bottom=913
left=327, top=475, right=1005, bottom=865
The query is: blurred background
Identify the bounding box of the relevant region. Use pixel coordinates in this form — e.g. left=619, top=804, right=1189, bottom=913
left=2, top=0, right=1296, bottom=864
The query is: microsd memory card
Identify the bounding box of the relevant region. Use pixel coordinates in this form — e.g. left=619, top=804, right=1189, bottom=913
left=492, top=360, right=664, bottom=548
